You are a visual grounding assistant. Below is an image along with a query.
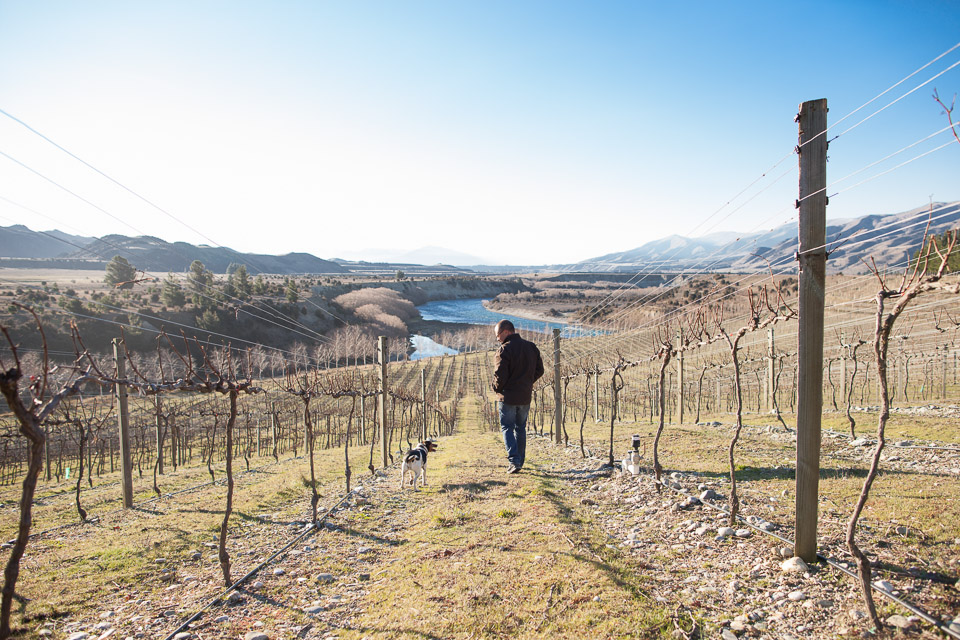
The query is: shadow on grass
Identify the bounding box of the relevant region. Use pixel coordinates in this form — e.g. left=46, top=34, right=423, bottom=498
left=513, top=469, right=654, bottom=602
left=683, top=465, right=933, bottom=482
left=345, top=624, right=448, bottom=639
left=440, top=480, right=507, bottom=492
left=324, top=522, right=403, bottom=547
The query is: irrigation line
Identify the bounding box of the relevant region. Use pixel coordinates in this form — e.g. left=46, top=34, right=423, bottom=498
left=650, top=475, right=960, bottom=639
left=160, top=469, right=386, bottom=640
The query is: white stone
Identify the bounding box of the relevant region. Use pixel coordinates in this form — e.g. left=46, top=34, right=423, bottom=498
left=735, top=529, right=751, bottom=538
left=316, top=573, right=335, bottom=583
left=787, top=590, right=806, bottom=601
left=874, top=579, right=894, bottom=592
left=717, top=527, right=735, bottom=538
left=272, top=568, right=285, bottom=576
left=781, top=557, right=809, bottom=573
left=885, top=615, right=913, bottom=629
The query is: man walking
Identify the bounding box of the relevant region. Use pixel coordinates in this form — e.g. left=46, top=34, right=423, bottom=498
left=492, top=320, right=544, bottom=474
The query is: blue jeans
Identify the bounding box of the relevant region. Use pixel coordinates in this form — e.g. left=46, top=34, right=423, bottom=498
left=499, top=403, right=530, bottom=468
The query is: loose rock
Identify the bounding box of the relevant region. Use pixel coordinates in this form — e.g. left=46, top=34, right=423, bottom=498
left=781, top=557, right=809, bottom=573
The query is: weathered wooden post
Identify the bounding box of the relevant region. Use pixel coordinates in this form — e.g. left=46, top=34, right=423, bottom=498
left=113, top=339, right=134, bottom=508
left=553, top=329, right=562, bottom=444
left=594, top=370, right=600, bottom=422
left=715, top=371, right=722, bottom=414
left=378, top=336, right=389, bottom=467
left=839, top=331, right=847, bottom=408
left=155, top=397, right=164, bottom=475
left=44, top=425, right=51, bottom=482
left=676, top=328, right=685, bottom=424
left=941, top=347, right=948, bottom=399
left=270, top=403, right=278, bottom=460
left=795, top=98, right=827, bottom=563
left=767, top=328, right=776, bottom=413
left=421, top=368, right=427, bottom=441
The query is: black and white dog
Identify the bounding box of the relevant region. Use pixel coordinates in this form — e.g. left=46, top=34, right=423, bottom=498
left=400, top=440, right=438, bottom=490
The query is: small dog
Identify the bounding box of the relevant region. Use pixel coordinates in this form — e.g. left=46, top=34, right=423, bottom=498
left=400, top=440, right=438, bottom=490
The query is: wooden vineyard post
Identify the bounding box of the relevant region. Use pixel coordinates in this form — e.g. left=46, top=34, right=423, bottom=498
left=270, top=403, right=278, bottom=460
left=44, top=425, right=51, bottom=482
left=676, top=328, right=685, bottom=424
left=942, top=347, right=948, bottom=400
left=839, top=331, right=847, bottom=408
left=421, top=368, right=427, bottom=441
left=715, top=371, right=722, bottom=414
left=378, top=336, right=389, bottom=468
left=594, top=370, right=600, bottom=423
left=767, top=328, right=776, bottom=413
left=795, top=98, right=827, bottom=563
left=553, top=329, right=562, bottom=444
left=112, top=339, right=134, bottom=508
left=155, top=397, right=163, bottom=475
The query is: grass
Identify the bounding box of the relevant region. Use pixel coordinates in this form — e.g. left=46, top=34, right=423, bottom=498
left=340, top=421, right=673, bottom=638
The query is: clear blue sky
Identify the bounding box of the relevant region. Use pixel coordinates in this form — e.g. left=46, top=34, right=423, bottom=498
left=1, top=1, right=958, bottom=265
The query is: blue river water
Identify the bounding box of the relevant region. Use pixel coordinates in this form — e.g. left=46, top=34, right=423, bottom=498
left=409, top=298, right=600, bottom=359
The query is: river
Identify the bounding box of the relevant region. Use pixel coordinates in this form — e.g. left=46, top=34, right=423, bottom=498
left=409, top=298, right=599, bottom=359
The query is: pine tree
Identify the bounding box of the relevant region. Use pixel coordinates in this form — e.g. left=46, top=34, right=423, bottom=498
left=104, top=256, right=137, bottom=289
left=161, top=274, right=186, bottom=308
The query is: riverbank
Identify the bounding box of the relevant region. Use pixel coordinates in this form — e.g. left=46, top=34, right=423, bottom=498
left=482, top=301, right=569, bottom=324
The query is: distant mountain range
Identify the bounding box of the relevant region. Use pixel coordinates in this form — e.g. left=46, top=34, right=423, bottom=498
left=2, top=201, right=956, bottom=274
left=0, top=224, right=96, bottom=258
left=569, top=202, right=960, bottom=274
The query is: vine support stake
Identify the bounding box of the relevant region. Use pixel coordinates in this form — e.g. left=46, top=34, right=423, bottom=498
left=676, top=328, right=684, bottom=424
left=378, top=336, right=389, bottom=468
left=767, top=327, right=776, bottom=413
left=112, top=338, right=134, bottom=509
left=840, top=331, right=847, bottom=406
left=420, top=368, right=427, bottom=442
left=553, top=329, right=562, bottom=444
left=795, top=97, right=827, bottom=563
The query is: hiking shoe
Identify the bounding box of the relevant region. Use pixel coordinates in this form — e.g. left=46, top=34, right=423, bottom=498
left=508, top=465, right=520, bottom=474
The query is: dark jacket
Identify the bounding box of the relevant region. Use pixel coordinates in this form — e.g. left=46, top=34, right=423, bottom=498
left=492, top=333, right=544, bottom=405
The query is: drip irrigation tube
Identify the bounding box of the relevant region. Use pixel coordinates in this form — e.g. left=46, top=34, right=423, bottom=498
left=161, top=470, right=386, bottom=640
